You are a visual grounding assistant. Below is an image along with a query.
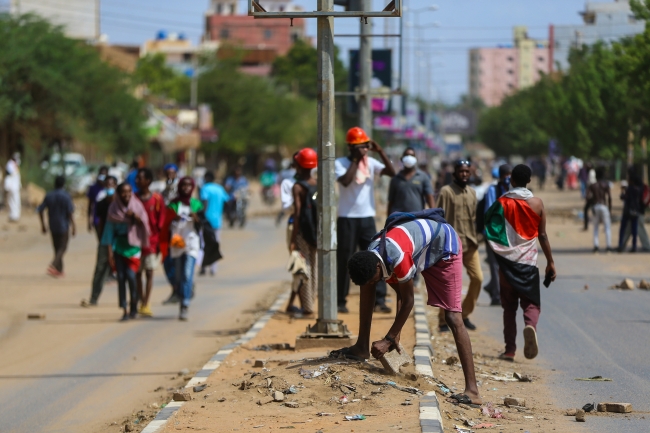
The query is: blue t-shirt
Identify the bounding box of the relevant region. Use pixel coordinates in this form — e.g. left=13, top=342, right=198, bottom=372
left=200, top=182, right=230, bottom=229
left=126, top=169, right=139, bottom=193
left=224, top=176, right=249, bottom=199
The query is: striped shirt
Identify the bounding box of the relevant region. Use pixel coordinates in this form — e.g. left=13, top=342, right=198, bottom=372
left=368, top=219, right=461, bottom=284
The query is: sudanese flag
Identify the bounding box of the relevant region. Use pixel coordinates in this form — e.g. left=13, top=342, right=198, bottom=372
left=485, top=188, right=541, bottom=306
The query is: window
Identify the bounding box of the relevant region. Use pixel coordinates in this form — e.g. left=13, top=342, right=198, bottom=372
left=264, top=29, right=272, bottom=40
left=220, top=28, right=229, bottom=39
left=507, top=56, right=514, bottom=62
left=216, top=3, right=222, bottom=14
left=507, top=69, right=514, bottom=75
left=538, top=56, right=544, bottom=62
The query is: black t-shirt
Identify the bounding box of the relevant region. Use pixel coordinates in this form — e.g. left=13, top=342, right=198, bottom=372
left=37, top=189, right=74, bottom=234
left=95, top=197, right=112, bottom=237
left=388, top=170, right=434, bottom=214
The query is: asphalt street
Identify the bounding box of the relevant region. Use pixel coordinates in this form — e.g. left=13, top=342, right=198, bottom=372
left=474, top=247, right=650, bottom=432
left=0, top=217, right=287, bottom=433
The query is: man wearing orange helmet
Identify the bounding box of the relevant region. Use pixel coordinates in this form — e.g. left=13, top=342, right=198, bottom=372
left=335, top=127, right=396, bottom=314
left=289, top=148, right=319, bottom=317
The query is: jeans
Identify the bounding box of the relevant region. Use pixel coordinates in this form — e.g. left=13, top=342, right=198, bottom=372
left=163, top=255, right=176, bottom=288
left=619, top=214, right=639, bottom=251
left=500, top=269, right=540, bottom=355
left=176, top=254, right=196, bottom=307
left=622, top=218, right=650, bottom=251
left=50, top=232, right=69, bottom=273
left=115, top=254, right=138, bottom=313
left=336, top=216, right=387, bottom=308
left=592, top=204, right=611, bottom=249
left=483, top=239, right=501, bottom=303
left=90, top=244, right=110, bottom=303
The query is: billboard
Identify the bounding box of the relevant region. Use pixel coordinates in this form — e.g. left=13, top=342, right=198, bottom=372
left=440, top=110, right=477, bottom=135
left=11, top=0, right=98, bottom=40
left=348, top=49, right=392, bottom=114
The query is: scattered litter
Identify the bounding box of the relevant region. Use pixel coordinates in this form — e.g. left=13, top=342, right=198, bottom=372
left=364, top=377, right=422, bottom=395
left=481, top=402, right=504, bottom=419
left=172, top=392, right=191, bottom=402
left=193, top=384, right=207, bottom=393
left=253, top=343, right=293, bottom=351
left=298, top=368, right=323, bottom=379
left=445, top=356, right=459, bottom=366
left=575, top=376, right=612, bottom=381
left=453, top=425, right=472, bottom=433
left=284, top=401, right=299, bottom=408
left=513, top=372, right=532, bottom=382
left=523, top=416, right=534, bottom=419
left=437, top=384, right=451, bottom=393
left=339, top=396, right=349, bottom=404
left=582, top=402, right=595, bottom=412
left=285, top=385, right=298, bottom=394
left=279, top=427, right=295, bottom=430
left=597, top=402, right=632, bottom=413
left=317, top=412, right=335, bottom=417
left=253, top=425, right=265, bottom=429
left=473, top=423, right=495, bottom=429
left=217, top=397, right=226, bottom=402
left=480, top=374, right=518, bottom=382
left=401, top=400, right=412, bottom=406
left=344, top=414, right=366, bottom=421
left=575, top=409, right=586, bottom=422
left=340, top=384, right=356, bottom=393
left=27, top=314, right=45, bottom=320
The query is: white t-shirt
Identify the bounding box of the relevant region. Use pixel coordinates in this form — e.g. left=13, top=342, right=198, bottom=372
left=335, top=156, right=385, bottom=218
left=170, top=203, right=201, bottom=259
left=280, top=178, right=296, bottom=210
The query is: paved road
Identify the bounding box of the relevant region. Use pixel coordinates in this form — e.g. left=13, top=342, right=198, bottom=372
left=0, top=217, right=288, bottom=433
left=474, top=247, right=650, bottom=432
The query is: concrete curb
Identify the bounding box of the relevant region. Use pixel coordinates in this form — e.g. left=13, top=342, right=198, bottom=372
left=413, top=292, right=444, bottom=433
left=141, top=291, right=290, bottom=433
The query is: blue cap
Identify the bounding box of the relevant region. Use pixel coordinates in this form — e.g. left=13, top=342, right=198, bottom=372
left=164, top=163, right=178, bottom=172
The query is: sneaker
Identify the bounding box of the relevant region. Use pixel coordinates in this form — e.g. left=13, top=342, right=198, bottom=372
left=163, top=294, right=180, bottom=305
left=374, top=304, right=392, bottom=314
left=438, top=324, right=450, bottom=333
left=593, top=247, right=599, bottom=253
left=490, top=299, right=501, bottom=306
left=80, top=299, right=97, bottom=308
left=463, top=318, right=477, bottom=331
left=498, top=352, right=515, bottom=362
left=179, top=306, right=188, bottom=321
left=139, top=305, right=153, bottom=317
left=129, top=310, right=137, bottom=320
left=337, top=305, right=349, bottom=314
left=120, top=313, right=129, bottom=322
left=523, top=325, right=539, bottom=359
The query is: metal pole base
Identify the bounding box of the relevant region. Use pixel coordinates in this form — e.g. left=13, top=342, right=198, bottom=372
left=295, top=319, right=353, bottom=350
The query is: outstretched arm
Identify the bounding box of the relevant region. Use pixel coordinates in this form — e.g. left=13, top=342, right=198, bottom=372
left=371, top=279, right=414, bottom=359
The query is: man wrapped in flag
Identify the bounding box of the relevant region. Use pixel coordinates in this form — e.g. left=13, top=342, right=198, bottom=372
left=485, top=165, right=556, bottom=361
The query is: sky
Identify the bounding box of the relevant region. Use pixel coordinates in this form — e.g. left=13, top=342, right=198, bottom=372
left=95, top=0, right=592, bottom=103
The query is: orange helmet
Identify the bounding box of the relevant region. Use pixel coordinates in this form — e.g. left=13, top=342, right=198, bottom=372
left=346, top=127, right=370, bottom=145
left=295, top=148, right=318, bottom=169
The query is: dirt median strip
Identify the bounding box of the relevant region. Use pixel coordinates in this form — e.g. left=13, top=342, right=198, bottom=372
left=139, top=291, right=291, bottom=433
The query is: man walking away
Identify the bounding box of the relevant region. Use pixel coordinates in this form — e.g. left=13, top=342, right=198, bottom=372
left=332, top=212, right=482, bottom=406
left=135, top=168, right=165, bottom=317
left=588, top=167, right=612, bottom=252
left=336, top=126, right=396, bottom=314
left=4, top=153, right=22, bottom=222
left=387, top=147, right=434, bottom=215
left=485, top=164, right=556, bottom=361
left=162, top=163, right=179, bottom=205
left=437, top=160, right=483, bottom=332
left=289, top=148, right=319, bottom=317
left=82, top=176, right=118, bottom=307
left=38, top=176, right=75, bottom=277
left=199, top=170, right=230, bottom=275
left=87, top=166, right=108, bottom=237
left=618, top=172, right=644, bottom=253
left=482, top=164, right=511, bottom=306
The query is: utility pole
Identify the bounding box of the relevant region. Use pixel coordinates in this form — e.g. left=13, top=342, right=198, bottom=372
left=358, top=0, right=372, bottom=133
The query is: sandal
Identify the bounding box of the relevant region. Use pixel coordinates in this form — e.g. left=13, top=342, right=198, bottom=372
left=448, top=393, right=481, bottom=408
left=329, top=347, right=367, bottom=362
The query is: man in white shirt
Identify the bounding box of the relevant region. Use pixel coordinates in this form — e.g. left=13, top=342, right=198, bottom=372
left=4, top=153, right=21, bottom=222
left=335, top=127, right=395, bottom=313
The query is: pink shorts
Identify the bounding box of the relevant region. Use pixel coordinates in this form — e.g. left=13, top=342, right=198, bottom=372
left=422, top=247, right=463, bottom=313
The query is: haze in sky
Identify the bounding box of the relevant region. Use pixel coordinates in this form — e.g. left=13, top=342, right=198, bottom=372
left=99, top=0, right=590, bottom=103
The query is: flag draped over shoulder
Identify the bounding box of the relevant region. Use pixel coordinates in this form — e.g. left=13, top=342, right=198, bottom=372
left=485, top=188, right=541, bottom=306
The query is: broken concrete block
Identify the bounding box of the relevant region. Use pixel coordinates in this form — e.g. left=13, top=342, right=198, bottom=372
left=619, top=279, right=635, bottom=290
left=597, top=402, right=632, bottom=413
left=638, top=280, right=650, bottom=290
left=504, top=397, right=526, bottom=407
left=284, top=401, right=299, bottom=408
left=273, top=391, right=285, bottom=402
left=575, top=409, right=586, bottom=422
left=565, top=409, right=577, bottom=416
left=253, top=359, right=266, bottom=368
left=172, top=392, right=191, bottom=402
left=193, top=384, right=207, bottom=393
left=257, top=396, right=274, bottom=405
left=379, top=344, right=411, bottom=375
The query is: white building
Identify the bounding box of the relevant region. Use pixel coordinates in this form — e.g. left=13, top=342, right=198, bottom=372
left=11, top=0, right=98, bottom=40
left=553, top=0, right=644, bottom=71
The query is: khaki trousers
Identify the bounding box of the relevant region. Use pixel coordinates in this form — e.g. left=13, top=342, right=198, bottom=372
left=438, top=245, right=483, bottom=326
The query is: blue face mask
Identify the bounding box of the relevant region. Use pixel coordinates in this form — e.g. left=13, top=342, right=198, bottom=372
left=106, top=188, right=115, bottom=196
left=504, top=176, right=511, bottom=187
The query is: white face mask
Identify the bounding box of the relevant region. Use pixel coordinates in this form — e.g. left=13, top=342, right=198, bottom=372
left=402, top=155, right=417, bottom=168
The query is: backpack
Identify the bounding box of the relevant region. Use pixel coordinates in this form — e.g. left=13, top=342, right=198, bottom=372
left=374, top=208, right=448, bottom=269
left=296, top=180, right=318, bottom=247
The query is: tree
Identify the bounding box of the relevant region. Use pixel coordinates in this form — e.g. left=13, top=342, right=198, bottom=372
left=133, top=53, right=191, bottom=102
left=0, top=13, right=147, bottom=159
